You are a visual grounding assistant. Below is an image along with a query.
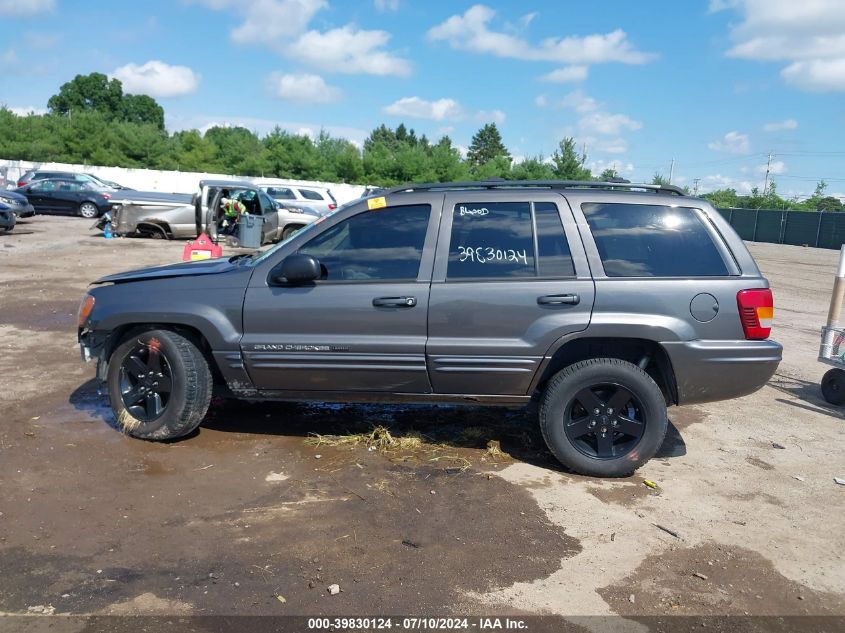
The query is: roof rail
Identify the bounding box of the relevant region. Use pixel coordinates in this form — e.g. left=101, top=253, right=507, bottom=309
left=384, top=179, right=687, bottom=196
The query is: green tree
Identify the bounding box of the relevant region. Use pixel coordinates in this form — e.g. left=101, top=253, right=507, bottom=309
left=120, top=94, right=165, bottom=130
left=817, top=196, right=844, bottom=212
left=599, top=167, right=619, bottom=181
left=48, top=72, right=125, bottom=118
left=509, top=157, right=554, bottom=180
left=466, top=123, right=510, bottom=169
left=204, top=125, right=268, bottom=175
left=550, top=138, right=591, bottom=180
left=651, top=173, right=669, bottom=186
left=702, top=188, right=740, bottom=208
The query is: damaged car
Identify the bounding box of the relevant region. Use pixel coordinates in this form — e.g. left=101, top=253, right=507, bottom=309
left=107, top=179, right=319, bottom=244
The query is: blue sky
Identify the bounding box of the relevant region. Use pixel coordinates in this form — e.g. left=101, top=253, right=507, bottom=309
left=2, top=0, right=844, bottom=198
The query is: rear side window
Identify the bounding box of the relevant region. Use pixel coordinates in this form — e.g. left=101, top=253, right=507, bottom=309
left=582, top=203, right=729, bottom=277
left=298, top=204, right=431, bottom=281
left=298, top=188, right=325, bottom=201
left=266, top=187, right=295, bottom=200
left=447, top=201, right=575, bottom=280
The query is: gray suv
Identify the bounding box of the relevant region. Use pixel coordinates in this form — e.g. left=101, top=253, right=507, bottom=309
left=77, top=180, right=781, bottom=477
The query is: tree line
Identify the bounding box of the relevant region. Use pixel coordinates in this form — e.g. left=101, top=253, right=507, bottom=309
left=0, top=73, right=840, bottom=211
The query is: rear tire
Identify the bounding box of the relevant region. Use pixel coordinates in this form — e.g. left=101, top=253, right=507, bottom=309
left=107, top=329, right=212, bottom=440
left=821, top=368, right=845, bottom=405
left=540, top=358, right=668, bottom=477
left=78, top=202, right=99, bottom=219
left=282, top=224, right=304, bottom=240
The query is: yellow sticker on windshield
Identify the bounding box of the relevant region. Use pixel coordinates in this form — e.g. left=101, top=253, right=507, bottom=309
left=367, top=196, right=387, bottom=210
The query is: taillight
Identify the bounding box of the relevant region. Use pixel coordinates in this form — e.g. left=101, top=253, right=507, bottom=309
left=101, top=193, right=111, bottom=200
left=328, top=203, right=337, bottom=210
left=737, top=289, right=773, bottom=340
left=17, top=181, right=25, bottom=187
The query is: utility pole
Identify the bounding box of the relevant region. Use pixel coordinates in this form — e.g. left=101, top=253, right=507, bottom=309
left=693, top=178, right=700, bottom=196
left=669, top=158, right=675, bottom=185
left=763, top=151, right=773, bottom=195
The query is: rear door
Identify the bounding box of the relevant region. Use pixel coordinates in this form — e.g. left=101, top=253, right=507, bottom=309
left=242, top=197, right=440, bottom=392
left=427, top=193, right=595, bottom=395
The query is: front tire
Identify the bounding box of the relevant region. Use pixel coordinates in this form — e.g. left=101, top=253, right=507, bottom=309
left=78, top=202, right=99, bottom=219
left=106, top=329, right=212, bottom=440
left=821, top=368, right=845, bottom=405
left=540, top=358, right=668, bottom=477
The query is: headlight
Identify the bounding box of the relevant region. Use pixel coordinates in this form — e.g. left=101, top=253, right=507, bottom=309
left=77, top=294, right=95, bottom=328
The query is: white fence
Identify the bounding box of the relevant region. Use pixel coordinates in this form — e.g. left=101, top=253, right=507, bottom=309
left=0, top=159, right=368, bottom=205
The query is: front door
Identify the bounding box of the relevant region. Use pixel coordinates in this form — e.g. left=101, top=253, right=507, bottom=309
left=242, top=199, right=440, bottom=392
left=427, top=193, right=595, bottom=395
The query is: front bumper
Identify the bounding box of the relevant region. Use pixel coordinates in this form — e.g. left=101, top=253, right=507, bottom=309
left=15, top=204, right=36, bottom=218
left=662, top=339, right=782, bottom=405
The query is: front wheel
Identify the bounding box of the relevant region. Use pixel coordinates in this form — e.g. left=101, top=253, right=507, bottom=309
left=78, top=202, right=99, bottom=218
left=540, top=358, right=668, bottom=477
left=106, top=329, right=212, bottom=440
left=821, top=368, right=845, bottom=405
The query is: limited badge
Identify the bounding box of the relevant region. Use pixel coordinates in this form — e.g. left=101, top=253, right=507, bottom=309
left=367, top=196, right=387, bottom=210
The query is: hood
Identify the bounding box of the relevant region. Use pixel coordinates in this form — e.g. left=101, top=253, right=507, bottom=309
left=0, top=190, right=29, bottom=202
left=92, top=257, right=240, bottom=285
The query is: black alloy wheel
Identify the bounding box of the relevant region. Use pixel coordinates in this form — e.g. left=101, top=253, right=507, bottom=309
left=564, top=382, right=646, bottom=459
left=118, top=339, right=173, bottom=423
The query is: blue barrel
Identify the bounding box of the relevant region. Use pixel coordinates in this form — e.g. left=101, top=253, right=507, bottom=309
left=237, top=214, right=264, bottom=248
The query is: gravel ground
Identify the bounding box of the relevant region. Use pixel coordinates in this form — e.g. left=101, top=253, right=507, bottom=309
left=0, top=216, right=843, bottom=630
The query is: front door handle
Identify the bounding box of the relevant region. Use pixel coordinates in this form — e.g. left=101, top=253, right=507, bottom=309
left=373, top=296, right=417, bottom=308
left=537, top=293, right=580, bottom=306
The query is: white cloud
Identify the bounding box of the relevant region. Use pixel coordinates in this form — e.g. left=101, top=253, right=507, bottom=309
left=534, top=94, right=547, bottom=108
left=716, top=0, right=845, bottom=91
left=289, top=26, right=411, bottom=76
left=589, top=159, right=635, bottom=175
left=580, top=136, right=628, bottom=154
left=540, top=65, right=588, bottom=83
left=111, top=60, right=200, bottom=98
left=559, top=90, right=641, bottom=137
left=579, top=112, right=642, bottom=135
left=383, top=97, right=463, bottom=121
left=707, top=131, right=750, bottom=154
left=781, top=58, right=845, bottom=92
left=230, top=0, right=326, bottom=49
left=193, top=0, right=409, bottom=77
left=266, top=72, right=342, bottom=104
left=476, top=109, right=506, bottom=125
left=0, top=48, right=17, bottom=71
left=0, top=0, right=54, bottom=16
left=700, top=174, right=754, bottom=195
left=762, top=118, right=797, bottom=131
left=374, top=0, right=399, bottom=10
left=428, top=5, right=655, bottom=66
left=756, top=159, right=787, bottom=175
left=6, top=105, right=47, bottom=116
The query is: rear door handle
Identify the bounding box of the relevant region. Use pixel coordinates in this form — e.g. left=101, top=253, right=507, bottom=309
left=373, top=296, right=417, bottom=308
left=537, top=293, right=580, bottom=306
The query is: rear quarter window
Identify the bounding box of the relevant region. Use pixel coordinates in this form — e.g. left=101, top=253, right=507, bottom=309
left=582, top=203, right=729, bottom=277
left=298, top=189, right=325, bottom=201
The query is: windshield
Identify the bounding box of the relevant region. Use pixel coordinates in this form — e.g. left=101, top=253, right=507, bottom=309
left=249, top=201, right=353, bottom=265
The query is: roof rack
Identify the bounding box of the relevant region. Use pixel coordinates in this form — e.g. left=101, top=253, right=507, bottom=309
left=385, top=179, right=687, bottom=196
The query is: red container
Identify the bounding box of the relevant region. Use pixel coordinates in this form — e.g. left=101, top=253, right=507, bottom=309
left=182, top=232, right=222, bottom=262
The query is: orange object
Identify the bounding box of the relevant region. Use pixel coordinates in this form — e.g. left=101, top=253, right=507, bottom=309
left=183, top=232, right=222, bottom=262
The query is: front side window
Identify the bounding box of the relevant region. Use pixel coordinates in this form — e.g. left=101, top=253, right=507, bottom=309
left=298, top=204, right=431, bottom=281
left=32, top=180, right=57, bottom=192
left=582, top=203, right=729, bottom=277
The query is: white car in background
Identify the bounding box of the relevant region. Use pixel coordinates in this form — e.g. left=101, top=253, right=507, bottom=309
left=252, top=179, right=338, bottom=215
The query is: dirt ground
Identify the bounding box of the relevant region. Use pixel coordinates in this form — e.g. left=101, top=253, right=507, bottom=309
left=0, top=216, right=843, bottom=630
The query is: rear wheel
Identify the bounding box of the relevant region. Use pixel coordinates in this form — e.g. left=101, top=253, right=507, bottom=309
left=106, top=329, right=212, bottom=440
left=540, top=358, right=668, bottom=477
left=282, top=224, right=304, bottom=240
left=821, top=368, right=845, bottom=405
left=78, top=202, right=99, bottom=219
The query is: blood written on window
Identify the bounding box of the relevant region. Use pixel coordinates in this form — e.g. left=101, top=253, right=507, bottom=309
left=447, top=201, right=575, bottom=279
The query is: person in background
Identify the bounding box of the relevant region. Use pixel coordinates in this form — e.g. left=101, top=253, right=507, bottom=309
left=220, top=193, right=246, bottom=235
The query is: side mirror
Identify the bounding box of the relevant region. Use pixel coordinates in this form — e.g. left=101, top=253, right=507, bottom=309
left=271, top=253, right=321, bottom=285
